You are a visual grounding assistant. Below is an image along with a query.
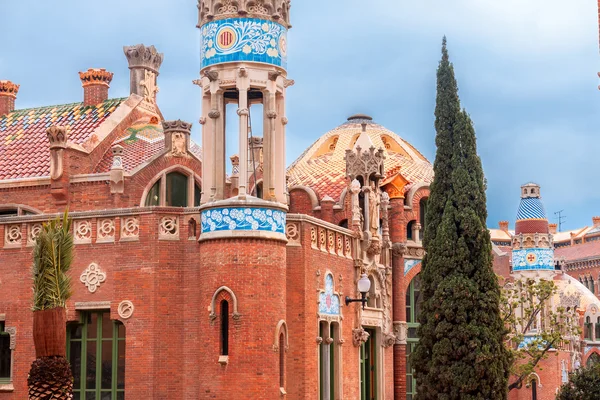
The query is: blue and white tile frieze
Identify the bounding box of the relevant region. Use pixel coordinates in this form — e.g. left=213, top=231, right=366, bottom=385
left=404, top=259, right=421, bottom=276
left=319, top=274, right=340, bottom=315
left=201, top=18, right=288, bottom=69
left=201, top=207, right=286, bottom=234
left=512, top=248, right=554, bottom=271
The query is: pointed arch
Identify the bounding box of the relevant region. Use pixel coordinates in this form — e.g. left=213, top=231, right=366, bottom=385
left=209, top=286, right=240, bottom=320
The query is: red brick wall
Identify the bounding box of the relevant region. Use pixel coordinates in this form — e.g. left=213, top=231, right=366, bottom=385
left=83, top=84, right=109, bottom=107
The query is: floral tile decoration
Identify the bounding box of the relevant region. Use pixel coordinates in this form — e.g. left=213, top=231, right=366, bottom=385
left=404, top=259, right=421, bottom=275
left=201, top=207, right=286, bottom=234
left=318, top=274, right=340, bottom=315
left=512, top=248, right=555, bottom=271
left=201, top=18, right=288, bottom=69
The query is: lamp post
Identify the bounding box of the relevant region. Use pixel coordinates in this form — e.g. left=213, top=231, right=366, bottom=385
left=345, top=273, right=371, bottom=309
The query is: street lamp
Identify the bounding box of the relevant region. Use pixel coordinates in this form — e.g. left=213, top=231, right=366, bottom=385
left=345, top=273, right=371, bottom=309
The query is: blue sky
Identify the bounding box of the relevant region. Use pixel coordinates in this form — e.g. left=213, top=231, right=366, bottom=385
left=2, top=0, right=599, bottom=230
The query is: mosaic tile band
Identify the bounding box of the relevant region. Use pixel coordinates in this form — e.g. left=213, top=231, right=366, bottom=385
left=201, top=206, right=286, bottom=234
left=404, top=259, right=421, bottom=276
left=318, top=274, right=341, bottom=315
left=201, top=18, right=288, bottom=69
left=512, top=248, right=555, bottom=271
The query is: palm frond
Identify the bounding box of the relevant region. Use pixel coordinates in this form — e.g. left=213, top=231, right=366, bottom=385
left=32, top=211, right=74, bottom=311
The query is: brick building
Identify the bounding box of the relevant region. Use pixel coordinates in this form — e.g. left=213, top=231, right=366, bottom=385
left=0, top=1, right=599, bottom=400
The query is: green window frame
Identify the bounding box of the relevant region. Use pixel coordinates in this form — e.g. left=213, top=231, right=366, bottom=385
left=585, top=316, right=593, bottom=340
left=406, top=274, right=421, bottom=400
left=0, top=321, right=11, bottom=384
left=67, top=311, right=125, bottom=400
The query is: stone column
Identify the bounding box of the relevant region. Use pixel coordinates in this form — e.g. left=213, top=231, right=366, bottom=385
left=123, top=44, right=163, bottom=102
left=200, top=91, right=211, bottom=204
left=237, top=69, right=249, bottom=197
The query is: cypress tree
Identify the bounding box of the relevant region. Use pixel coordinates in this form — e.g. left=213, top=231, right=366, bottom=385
left=412, top=38, right=511, bottom=399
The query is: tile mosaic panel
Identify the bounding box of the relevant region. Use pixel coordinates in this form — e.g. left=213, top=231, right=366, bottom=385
left=512, top=248, right=554, bottom=271
left=318, top=274, right=340, bottom=316
left=404, top=259, right=421, bottom=275
left=201, top=207, right=285, bottom=234
left=201, top=18, right=288, bottom=69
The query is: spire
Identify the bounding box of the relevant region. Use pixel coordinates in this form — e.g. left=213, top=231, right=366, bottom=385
left=353, top=122, right=374, bottom=151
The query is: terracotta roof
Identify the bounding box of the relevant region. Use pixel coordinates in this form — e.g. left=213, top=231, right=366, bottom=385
left=556, top=240, right=600, bottom=262
left=286, top=118, right=434, bottom=201
left=0, top=98, right=126, bottom=180
left=95, top=119, right=203, bottom=173
left=489, top=228, right=513, bottom=242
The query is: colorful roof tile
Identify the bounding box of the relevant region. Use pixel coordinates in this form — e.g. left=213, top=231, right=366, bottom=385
left=286, top=117, right=434, bottom=201
left=0, top=98, right=126, bottom=179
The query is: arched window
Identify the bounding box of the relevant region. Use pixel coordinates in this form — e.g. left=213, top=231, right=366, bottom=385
left=585, top=316, right=593, bottom=340
left=590, top=277, right=596, bottom=295
left=279, top=332, right=285, bottom=389
left=143, top=170, right=201, bottom=207
left=587, top=353, right=600, bottom=367
left=419, top=198, right=428, bottom=234
left=221, top=300, right=229, bottom=356
left=319, top=321, right=336, bottom=400
left=338, top=219, right=348, bottom=229
left=0, top=205, right=39, bottom=218
left=407, top=220, right=416, bottom=241
left=406, top=274, right=421, bottom=400
left=254, top=181, right=263, bottom=199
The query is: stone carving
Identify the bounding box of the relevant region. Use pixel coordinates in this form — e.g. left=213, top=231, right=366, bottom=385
left=80, top=263, right=107, bottom=293
left=319, top=228, right=326, bottom=252
left=560, top=291, right=582, bottom=308
left=217, top=0, right=238, bottom=14
left=383, top=333, right=396, bottom=348
left=27, top=223, right=42, bottom=246
left=368, top=183, right=381, bottom=237
left=123, top=44, right=164, bottom=73
left=310, top=227, right=318, bottom=249
left=352, top=328, right=370, bottom=347
left=172, top=132, right=186, bottom=156
left=5, top=225, right=21, bottom=248
left=392, top=242, right=407, bottom=257
left=118, top=300, right=135, bottom=319
left=350, top=179, right=362, bottom=229
left=328, top=231, right=335, bottom=254
left=5, top=326, right=15, bottom=350
left=110, top=145, right=124, bottom=194
left=139, top=70, right=159, bottom=103
left=74, top=220, right=92, bottom=244
left=98, top=218, right=116, bottom=242
left=121, top=216, right=140, bottom=240
left=316, top=337, right=323, bottom=345
left=46, top=126, right=67, bottom=180
left=405, top=245, right=425, bottom=259
left=285, top=222, right=300, bottom=245
left=336, top=234, right=344, bottom=257
left=159, top=216, right=179, bottom=239
left=197, top=0, right=291, bottom=28
left=163, top=120, right=192, bottom=157
left=366, top=238, right=382, bottom=257
left=393, top=321, right=408, bottom=344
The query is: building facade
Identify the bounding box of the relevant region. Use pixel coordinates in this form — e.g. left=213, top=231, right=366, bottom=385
left=0, top=1, right=599, bottom=400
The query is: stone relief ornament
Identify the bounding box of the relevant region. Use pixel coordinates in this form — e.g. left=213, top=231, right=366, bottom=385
left=139, top=70, right=159, bottom=103
left=74, top=220, right=92, bottom=244
left=383, top=333, right=396, bottom=348
left=118, top=300, right=135, bottom=319
left=171, top=132, right=187, bottom=157
left=80, top=263, right=107, bottom=293
left=560, top=291, right=582, bottom=308
left=159, top=216, right=179, bottom=239
left=352, top=328, right=370, bottom=347
left=368, top=183, right=381, bottom=237
left=319, top=228, right=326, bottom=252
left=345, top=236, right=352, bottom=259
left=5, top=326, right=16, bottom=350
left=328, top=231, right=335, bottom=254
left=310, top=227, right=318, bottom=249
left=5, top=225, right=21, bottom=247
left=27, top=223, right=42, bottom=246
left=393, top=321, right=408, bottom=344
left=285, top=222, right=300, bottom=245
left=97, top=218, right=116, bottom=242
left=121, top=217, right=140, bottom=240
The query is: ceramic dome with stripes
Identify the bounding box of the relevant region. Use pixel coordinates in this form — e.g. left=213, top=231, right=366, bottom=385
left=515, top=183, right=549, bottom=234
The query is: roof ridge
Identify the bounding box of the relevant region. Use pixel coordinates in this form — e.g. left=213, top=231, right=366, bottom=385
left=4, top=97, right=128, bottom=115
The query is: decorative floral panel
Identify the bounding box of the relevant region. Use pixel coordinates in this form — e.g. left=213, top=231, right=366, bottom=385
left=319, top=274, right=341, bottom=316
left=404, top=259, right=421, bottom=276
left=201, top=207, right=285, bottom=234
left=159, top=216, right=179, bottom=239
left=4, top=224, right=22, bottom=248
left=74, top=220, right=92, bottom=244
left=27, top=223, right=42, bottom=246
left=121, top=216, right=140, bottom=241
left=97, top=218, right=116, bottom=243
left=201, top=18, right=288, bottom=69
left=512, top=248, right=554, bottom=271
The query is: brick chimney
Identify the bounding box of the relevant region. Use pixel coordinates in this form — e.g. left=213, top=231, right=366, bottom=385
left=593, top=216, right=600, bottom=228
left=79, top=68, right=113, bottom=106
left=0, top=80, right=20, bottom=116
left=548, top=223, right=558, bottom=234
left=498, top=221, right=509, bottom=232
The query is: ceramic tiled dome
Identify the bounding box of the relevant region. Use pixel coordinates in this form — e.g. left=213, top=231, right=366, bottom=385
left=286, top=115, right=434, bottom=201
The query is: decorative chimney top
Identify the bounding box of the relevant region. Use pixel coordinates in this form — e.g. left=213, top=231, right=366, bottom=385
left=197, top=0, right=291, bottom=28
left=79, top=68, right=114, bottom=87
left=548, top=223, right=558, bottom=234
left=79, top=68, right=113, bottom=106
left=162, top=120, right=192, bottom=157
left=46, top=126, right=68, bottom=150
left=593, top=216, right=600, bottom=228
left=123, top=44, right=164, bottom=73
left=520, top=182, right=540, bottom=199
left=0, top=80, right=20, bottom=115
left=498, top=221, right=509, bottom=232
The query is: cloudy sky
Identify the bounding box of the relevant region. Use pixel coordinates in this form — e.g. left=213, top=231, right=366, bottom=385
left=3, top=0, right=599, bottom=230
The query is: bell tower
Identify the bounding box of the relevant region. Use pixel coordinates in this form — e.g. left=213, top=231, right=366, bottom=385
left=195, top=2, right=291, bottom=398
left=196, top=0, right=292, bottom=203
